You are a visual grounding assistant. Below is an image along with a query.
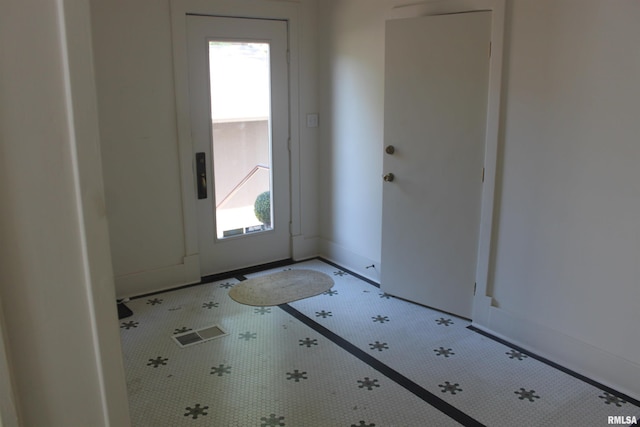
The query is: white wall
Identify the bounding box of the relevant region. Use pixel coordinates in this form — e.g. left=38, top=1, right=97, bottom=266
left=0, top=0, right=130, bottom=425
left=483, top=0, right=640, bottom=397
left=318, top=0, right=389, bottom=280
left=318, top=0, right=639, bottom=398
left=90, top=0, right=191, bottom=294
left=91, top=0, right=320, bottom=297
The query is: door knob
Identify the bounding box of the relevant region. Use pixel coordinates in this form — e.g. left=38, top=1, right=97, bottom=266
left=385, top=145, right=395, bottom=154
left=383, top=173, right=395, bottom=182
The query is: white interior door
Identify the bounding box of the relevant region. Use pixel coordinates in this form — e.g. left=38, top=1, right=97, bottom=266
left=381, top=12, right=491, bottom=318
left=187, top=15, right=290, bottom=276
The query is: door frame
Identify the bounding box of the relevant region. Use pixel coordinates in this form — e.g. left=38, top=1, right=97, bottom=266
left=170, top=0, right=302, bottom=278
left=388, top=0, right=505, bottom=323
left=186, top=15, right=291, bottom=276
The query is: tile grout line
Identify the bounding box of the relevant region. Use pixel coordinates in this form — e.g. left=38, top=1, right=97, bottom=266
left=316, top=258, right=640, bottom=409
left=467, top=325, right=640, bottom=408
left=237, top=273, right=483, bottom=427
left=280, top=302, right=484, bottom=427
left=134, top=257, right=639, bottom=413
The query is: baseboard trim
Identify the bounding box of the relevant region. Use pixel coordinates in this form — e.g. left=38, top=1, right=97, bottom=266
left=318, top=238, right=380, bottom=283
left=473, top=306, right=640, bottom=401
left=114, top=254, right=200, bottom=299
left=292, top=235, right=319, bottom=261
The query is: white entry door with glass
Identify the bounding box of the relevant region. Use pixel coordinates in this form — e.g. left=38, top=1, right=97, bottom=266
left=187, top=15, right=290, bottom=276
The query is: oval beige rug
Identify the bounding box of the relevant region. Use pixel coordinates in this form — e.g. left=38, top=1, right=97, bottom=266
left=229, top=269, right=334, bottom=306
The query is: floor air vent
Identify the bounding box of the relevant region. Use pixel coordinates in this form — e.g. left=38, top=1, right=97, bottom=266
left=172, top=324, right=228, bottom=348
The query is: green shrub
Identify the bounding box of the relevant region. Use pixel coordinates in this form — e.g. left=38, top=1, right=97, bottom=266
left=254, top=191, right=271, bottom=226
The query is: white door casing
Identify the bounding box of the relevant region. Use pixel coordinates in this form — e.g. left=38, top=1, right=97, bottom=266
left=187, top=15, right=291, bottom=276
left=381, top=11, right=492, bottom=318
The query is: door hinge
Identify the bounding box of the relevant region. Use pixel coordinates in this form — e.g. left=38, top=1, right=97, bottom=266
left=489, top=41, right=492, bottom=58
left=287, top=137, right=291, bottom=151
left=286, top=50, right=290, bottom=64
left=474, top=282, right=477, bottom=295
left=482, top=167, right=485, bottom=183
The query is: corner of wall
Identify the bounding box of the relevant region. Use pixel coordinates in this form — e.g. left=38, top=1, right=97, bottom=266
left=318, top=238, right=381, bottom=283
left=292, top=235, right=320, bottom=261
left=114, top=255, right=201, bottom=298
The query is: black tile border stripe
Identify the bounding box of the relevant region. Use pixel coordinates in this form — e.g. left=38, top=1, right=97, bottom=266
left=317, top=257, right=381, bottom=288
left=236, top=273, right=482, bottom=425
left=316, top=257, right=639, bottom=408
left=128, top=256, right=640, bottom=410
left=317, top=257, right=471, bottom=322
left=130, top=255, right=373, bottom=300
left=468, top=325, right=640, bottom=408
left=128, top=258, right=294, bottom=300
left=276, top=302, right=485, bottom=427
left=320, top=256, right=640, bottom=407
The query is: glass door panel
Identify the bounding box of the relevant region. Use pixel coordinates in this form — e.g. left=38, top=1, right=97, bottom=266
left=188, top=15, right=290, bottom=276
left=208, top=41, right=273, bottom=239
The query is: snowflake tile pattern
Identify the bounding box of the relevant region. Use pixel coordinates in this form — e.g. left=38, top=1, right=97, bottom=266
left=239, top=331, right=257, bottom=341
left=439, top=381, right=462, bottom=395
left=286, top=369, right=308, bottom=382
left=372, top=315, right=389, bottom=323
left=120, top=321, right=139, bottom=329
left=299, top=337, right=318, bottom=347
left=147, top=357, right=168, bottom=368
left=184, top=404, right=208, bottom=419
left=433, top=347, right=455, bottom=358
left=254, top=307, right=271, bottom=315
left=173, top=327, right=192, bottom=334
left=120, top=260, right=640, bottom=427
left=202, top=301, right=219, bottom=309
left=146, top=298, right=163, bottom=305
left=323, top=289, right=339, bottom=296
left=333, top=270, right=347, bottom=276
left=357, top=377, right=380, bottom=390
left=506, top=349, right=528, bottom=360
left=435, top=318, right=453, bottom=326
left=514, top=388, right=540, bottom=402
left=260, top=414, right=285, bottom=426
left=599, top=392, right=627, bottom=407
left=210, top=364, right=231, bottom=377
left=369, top=341, right=389, bottom=352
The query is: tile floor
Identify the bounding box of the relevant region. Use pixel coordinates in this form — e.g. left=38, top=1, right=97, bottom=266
left=120, top=258, right=639, bottom=426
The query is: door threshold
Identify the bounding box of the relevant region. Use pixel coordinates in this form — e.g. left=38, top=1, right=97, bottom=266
left=200, top=258, right=294, bottom=284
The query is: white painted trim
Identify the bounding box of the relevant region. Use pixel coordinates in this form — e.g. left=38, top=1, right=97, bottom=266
left=115, top=255, right=200, bottom=299
left=0, top=295, right=19, bottom=427
left=319, top=238, right=381, bottom=283
left=292, top=235, right=320, bottom=260
left=473, top=307, right=640, bottom=401
left=169, top=3, right=199, bottom=262
left=389, top=0, right=506, bottom=323
left=169, top=0, right=302, bottom=271
left=58, top=1, right=132, bottom=425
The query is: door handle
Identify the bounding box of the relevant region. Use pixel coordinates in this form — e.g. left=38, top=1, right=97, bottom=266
left=196, top=152, right=207, bottom=199
left=383, top=173, right=395, bottom=182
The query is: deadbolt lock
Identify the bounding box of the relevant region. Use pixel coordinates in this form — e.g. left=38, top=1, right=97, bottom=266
left=385, top=145, right=395, bottom=155
left=383, top=173, right=395, bottom=182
